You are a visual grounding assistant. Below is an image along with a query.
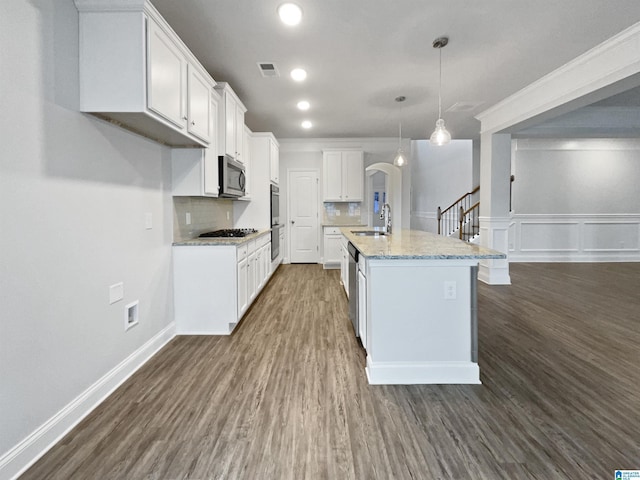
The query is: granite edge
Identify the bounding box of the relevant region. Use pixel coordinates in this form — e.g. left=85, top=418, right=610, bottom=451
left=172, top=229, right=271, bottom=246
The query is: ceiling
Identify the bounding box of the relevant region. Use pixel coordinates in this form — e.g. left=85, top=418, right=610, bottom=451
left=151, top=0, right=640, bottom=140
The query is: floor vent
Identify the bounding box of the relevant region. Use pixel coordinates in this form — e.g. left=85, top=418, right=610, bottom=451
left=257, top=62, right=280, bottom=77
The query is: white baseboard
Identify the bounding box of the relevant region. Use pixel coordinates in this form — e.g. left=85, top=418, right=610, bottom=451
left=365, top=357, right=481, bottom=385
left=0, top=323, right=176, bottom=480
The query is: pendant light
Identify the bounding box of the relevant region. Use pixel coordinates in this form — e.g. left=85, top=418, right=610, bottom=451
left=429, top=36, right=451, bottom=146
left=393, top=95, right=408, bottom=167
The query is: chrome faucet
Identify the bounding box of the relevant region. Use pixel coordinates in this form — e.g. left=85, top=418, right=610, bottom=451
left=380, top=203, right=392, bottom=234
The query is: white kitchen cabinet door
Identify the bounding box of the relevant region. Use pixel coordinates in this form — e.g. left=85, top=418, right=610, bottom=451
left=340, top=243, right=349, bottom=297
left=216, top=83, right=248, bottom=161
left=323, top=233, right=342, bottom=266
left=171, top=146, right=218, bottom=197
left=248, top=252, right=257, bottom=302
left=235, top=103, right=245, bottom=163
left=187, top=64, right=213, bottom=143
left=269, top=138, right=280, bottom=184
left=323, top=151, right=343, bottom=201
left=224, top=93, right=236, bottom=158
left=322, top=150, right=363, bottom=202
left=147, top=19, right=187, bottom=129
left=358, top=269, right=367, bottom=349
left=237, top=257, right=248, bottom=319
left=242, top=126, right=252, bottom=198
left=342, top=150, right=364, bottom=201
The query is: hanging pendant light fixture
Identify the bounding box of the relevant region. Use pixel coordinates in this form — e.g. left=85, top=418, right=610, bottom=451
left=393, top=95, right=408, bottom=167
left=430, top=36, right=451, bottom=146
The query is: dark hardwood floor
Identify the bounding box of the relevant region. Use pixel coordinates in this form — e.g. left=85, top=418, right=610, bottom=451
left=21, top=263, right=640, bottom=479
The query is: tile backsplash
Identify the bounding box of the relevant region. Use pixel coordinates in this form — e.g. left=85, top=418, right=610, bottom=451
left=323, top=202, right=364, bottom=225
left=173, top=197, right=233, bottom=242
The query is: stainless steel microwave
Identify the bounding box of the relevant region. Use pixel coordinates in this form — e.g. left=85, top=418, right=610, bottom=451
left=218, top=155, right=245, bottom=198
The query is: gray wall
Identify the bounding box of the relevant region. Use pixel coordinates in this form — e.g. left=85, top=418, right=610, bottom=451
left=0, top=0, right=174, bottom=460
left=513, top=139, right=640, bottom=214
left=410, top=140, right=474, bottom=233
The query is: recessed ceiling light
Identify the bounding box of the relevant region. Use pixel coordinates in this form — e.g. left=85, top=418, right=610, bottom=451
left=290, top=68, right=307, bottom=82
left=301, top=120, right=312, bottom=129
left=297, top=100, right=310, bottom=111
left=278, top=3, right=302, bottom=26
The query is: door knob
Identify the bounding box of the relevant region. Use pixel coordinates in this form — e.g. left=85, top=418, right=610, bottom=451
left=291, top=220, right=295, bottom=224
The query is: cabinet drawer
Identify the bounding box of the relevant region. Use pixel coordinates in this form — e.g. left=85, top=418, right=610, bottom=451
left=324, top=227, right=342, bottom=235
left=247, top=240, right=257, bottom=255
left=237, top=244, right=248, bottom=261
left=259, top=233, right=270, bottom=248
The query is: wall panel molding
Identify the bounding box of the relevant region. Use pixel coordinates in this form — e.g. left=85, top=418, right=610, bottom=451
left=509, top=214, right=640, bottom=262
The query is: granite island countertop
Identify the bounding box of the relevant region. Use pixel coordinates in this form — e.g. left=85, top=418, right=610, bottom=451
left=172, top=228, right=271, bottom=246
left=341, top=227, right=506, bottom=260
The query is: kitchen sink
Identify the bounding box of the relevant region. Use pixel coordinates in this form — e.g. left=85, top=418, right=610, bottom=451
left=351, top=230, right=388, bottom=236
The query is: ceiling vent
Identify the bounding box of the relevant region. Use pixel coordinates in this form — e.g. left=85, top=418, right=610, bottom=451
left=446, top=101, right=484, bottom=113
left=257, top=62, right=280, bottom=78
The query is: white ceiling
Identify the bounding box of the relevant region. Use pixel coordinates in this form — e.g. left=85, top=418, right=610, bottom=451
left=151, top=0, right=640, bottom=140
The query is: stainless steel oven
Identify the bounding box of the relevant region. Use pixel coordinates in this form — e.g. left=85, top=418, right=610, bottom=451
left=270, top=184, right=280, bottom=226
left=218, top=154, right=245, bottom=198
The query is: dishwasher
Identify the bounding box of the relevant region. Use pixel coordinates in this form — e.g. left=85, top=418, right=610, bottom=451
left=347, top=242, right=359, bottom=337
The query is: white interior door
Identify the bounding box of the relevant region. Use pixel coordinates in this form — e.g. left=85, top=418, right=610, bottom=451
left=289, top=170, right=319, bottom=263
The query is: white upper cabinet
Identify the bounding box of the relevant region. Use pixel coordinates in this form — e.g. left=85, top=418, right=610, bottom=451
left=171, top=96, right=219, bottom=197
left=75, top=0, right=215, bottom=147
left=147, top=18, right=187, bottom=129
left=215, top=83, right=247, bottom=163
left=322, top=149, right=364, bottom=201
left=187, top=65, right=213, bottom=142
left=269, top=138, right=280, bottom=185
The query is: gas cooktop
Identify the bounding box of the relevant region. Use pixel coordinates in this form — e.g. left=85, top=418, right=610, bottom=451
left=199, top=228, right=258, bottom=238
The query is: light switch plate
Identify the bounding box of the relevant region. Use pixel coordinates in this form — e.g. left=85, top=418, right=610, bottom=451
left=186, top=212, right=191, bottom=225
left=144, top=213, right=153, bottom=230
left=109, top=282, right=124, bottom=304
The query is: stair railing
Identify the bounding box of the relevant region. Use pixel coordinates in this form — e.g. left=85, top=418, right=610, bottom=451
left=458, top=202, right=480, bottom=241
left=437, top=186, right=479, bottom=237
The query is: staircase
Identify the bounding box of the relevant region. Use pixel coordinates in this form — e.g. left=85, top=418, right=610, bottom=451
left=437, top=186, right=480, bottom=242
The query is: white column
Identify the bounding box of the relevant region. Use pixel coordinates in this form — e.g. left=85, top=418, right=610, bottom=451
left=478, top=133, right=511, bottom=285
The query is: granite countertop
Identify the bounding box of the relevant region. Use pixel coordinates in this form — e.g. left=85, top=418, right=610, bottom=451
left=341, top=227, right=506, bottom=260
left=172, top=229, right=271, bottom=246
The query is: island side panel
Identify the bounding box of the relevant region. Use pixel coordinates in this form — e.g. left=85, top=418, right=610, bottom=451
left=365, top=259, right=480, bottom=384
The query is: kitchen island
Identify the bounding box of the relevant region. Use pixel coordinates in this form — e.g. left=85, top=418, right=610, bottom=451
left=342, top=227, right=505, bottom=385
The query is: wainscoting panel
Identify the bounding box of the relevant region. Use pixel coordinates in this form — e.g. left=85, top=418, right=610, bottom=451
left=520, top=222, right=579, bottom=252
left=509, top=214, right=640, bottom=262
left=583, top=221, right=640, bottom=251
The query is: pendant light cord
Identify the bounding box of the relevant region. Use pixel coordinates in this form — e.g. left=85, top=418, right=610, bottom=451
left=438, top=46, right=442, bottom=119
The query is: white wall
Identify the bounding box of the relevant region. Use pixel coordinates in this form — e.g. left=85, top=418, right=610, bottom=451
left=410, top=140, right=474, bottom=233
left=509, top=138, right=640, bottom=261
left=0, top=1, right=175, bottom=476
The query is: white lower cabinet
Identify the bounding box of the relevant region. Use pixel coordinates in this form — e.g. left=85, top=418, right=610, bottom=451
left=323, top=227, right=342, bottom=268
left=357, top=260, right=367, bottom=350
left=173, top=232, right=273, bottom=334
left=340, top=235, right=349, bottom=297
left=237, top=257, right=248, bottom=318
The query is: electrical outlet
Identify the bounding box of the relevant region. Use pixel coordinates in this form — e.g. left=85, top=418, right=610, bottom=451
left=186, top=212, right=191, bottom=225
left=444, top=281, right=457, bottom=300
